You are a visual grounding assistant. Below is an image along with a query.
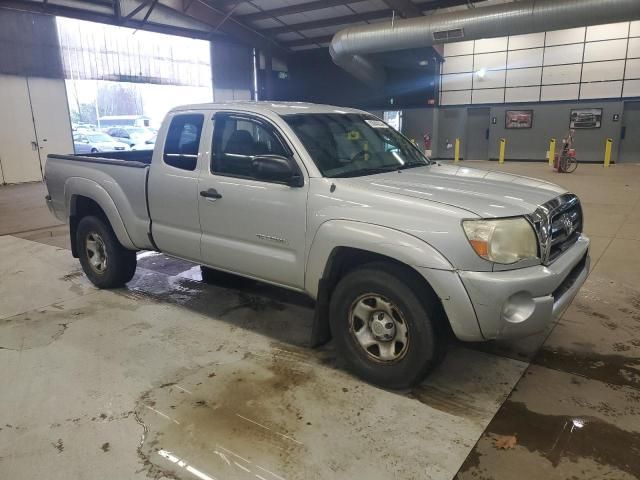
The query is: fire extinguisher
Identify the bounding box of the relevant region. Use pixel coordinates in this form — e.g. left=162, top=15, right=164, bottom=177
left=423, top=131, right=432, bottom=151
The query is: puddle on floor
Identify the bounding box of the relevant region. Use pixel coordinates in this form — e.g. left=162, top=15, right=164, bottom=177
left=535, top=346, right=640, bottom=388
left=135, top=345, right=491, bottom=480
left=533, top=280, right=640, bottom=388
left=478, top=400, right=640, bottom=478
left=117, top=256, right=317, bottom=348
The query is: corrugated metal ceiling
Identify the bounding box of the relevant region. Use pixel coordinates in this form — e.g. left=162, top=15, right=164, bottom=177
left=0, top=0, right=489, bottom=53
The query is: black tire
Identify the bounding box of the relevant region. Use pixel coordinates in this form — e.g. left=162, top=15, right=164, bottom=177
left=90, top=148, right=98, bottom=153
left=76, top=215, right=137, bottom=288
left=329, top=262, right=445, bottom=389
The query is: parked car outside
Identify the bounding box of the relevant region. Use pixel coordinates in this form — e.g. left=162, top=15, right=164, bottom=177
left=106, top=126, right=155, bottom=147
left=131, top=134, right=156, bottom=151
left=73, top=132, right=130, bottom=153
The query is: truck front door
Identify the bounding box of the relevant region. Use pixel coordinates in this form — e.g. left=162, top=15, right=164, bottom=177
left=197, top=112, right=308, bottom=289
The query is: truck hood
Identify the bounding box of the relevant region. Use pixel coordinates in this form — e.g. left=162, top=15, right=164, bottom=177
left=343, top=163, right=565, bottom=218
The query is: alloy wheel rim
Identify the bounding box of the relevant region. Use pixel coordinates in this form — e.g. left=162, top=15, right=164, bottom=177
left=349, top=293, right=409, bottom=363
left=85, top=232, right=108, bottom=274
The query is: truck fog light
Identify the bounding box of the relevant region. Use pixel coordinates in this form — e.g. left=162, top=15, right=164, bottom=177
left=502, top=291, right=535, bottom=324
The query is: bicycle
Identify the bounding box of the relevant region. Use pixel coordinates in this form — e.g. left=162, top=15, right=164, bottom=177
left=558, top=130, right=578, bottom=173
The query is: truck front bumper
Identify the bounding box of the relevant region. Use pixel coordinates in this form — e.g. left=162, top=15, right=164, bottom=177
left=416, top=235, right=590, bottom=341
left=459, top=235, right=590, bottom=340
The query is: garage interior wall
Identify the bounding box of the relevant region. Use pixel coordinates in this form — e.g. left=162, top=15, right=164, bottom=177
left=0, top=9, right=72, bottom=185
left=393, top=21, right=640, bottom=162
left=440, top=21, right=640, bottom=105
left=398, top=101, right=634, bottom=162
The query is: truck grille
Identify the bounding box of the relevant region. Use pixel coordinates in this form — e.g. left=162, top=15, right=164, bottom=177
left=529, top=194, right=583, bottom=264
left=548, top=199, right=582, bottom=261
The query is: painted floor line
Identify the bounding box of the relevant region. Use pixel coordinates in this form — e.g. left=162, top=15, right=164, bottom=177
left=217, top=445, right=251, bottom=464
left=145, top=405, right=180, bottom=425
left=158, top=449, right=218, bottom=480
left=234, top=461, right=251, bottom=473
left=256, top=464, right=287, bottom=480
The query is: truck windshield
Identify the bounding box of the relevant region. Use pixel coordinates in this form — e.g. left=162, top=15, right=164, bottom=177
left=283, top=113, right=429, bottom=178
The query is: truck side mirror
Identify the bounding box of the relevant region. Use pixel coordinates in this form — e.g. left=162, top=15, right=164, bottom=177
left=251, top=155, right=302, bottom=187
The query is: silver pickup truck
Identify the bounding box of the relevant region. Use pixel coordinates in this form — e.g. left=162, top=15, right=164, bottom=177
left=45, top=101, right=589, bottom=388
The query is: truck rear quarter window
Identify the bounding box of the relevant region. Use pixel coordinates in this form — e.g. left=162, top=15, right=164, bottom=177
left=163, top=113, right=204, bottom=171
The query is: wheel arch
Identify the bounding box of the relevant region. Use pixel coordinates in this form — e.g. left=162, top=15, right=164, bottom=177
left=66, top=178, right=135, bottom=256
left=306, top=220, right=454, bottom=347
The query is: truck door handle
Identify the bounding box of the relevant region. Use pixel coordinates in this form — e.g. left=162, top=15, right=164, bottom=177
left=200, top=189, right=222, bottom=200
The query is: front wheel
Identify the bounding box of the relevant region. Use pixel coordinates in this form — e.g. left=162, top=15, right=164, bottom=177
left=329, top=262, right=445, bottom=389
left=77, top=215, right=137, bottom=288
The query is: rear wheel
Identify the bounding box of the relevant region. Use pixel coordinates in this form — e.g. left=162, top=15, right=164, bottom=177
left=329, top=262, right=445, bottom=389
left=77, top=215, right=137, bottom=288
left=563, top=155, right=578, bottom=173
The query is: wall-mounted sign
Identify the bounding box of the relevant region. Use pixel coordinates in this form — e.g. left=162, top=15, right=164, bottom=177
left=492, top=116, right=497, bottom=125
left=505, top=110, right=533, bottom=129
left=570, top=108, right=602, bottom=129
left=613, top=113, right=620, bottom=122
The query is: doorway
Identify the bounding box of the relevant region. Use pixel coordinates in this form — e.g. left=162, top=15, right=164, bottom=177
left=0, top=75, right=73, bottom=184
left=619, top=102, right=640, bottom=163
left=466, top=107, right=490, bottom=160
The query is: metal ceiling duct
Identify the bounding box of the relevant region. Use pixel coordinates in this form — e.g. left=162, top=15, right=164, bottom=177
left=330, top=0, right=640, bottom=86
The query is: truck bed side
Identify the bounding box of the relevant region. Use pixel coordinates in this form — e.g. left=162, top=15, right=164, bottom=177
left=45, top=153, right=154, bottom=251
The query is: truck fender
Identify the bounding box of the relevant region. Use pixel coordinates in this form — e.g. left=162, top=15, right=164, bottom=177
left=305, top=220, right=454, bottom=347
left=305, top=220, right=453, bottom=297
left=65, top=177, right=136, bottom=250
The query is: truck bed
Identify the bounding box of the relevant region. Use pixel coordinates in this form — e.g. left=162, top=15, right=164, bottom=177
left=76, top=150, right=153, bottom=164
left=44, top=152, right=154, bottom=251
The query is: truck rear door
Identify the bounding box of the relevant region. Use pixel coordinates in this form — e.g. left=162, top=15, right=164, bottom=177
left=197, top=112, right=308, bottom=289
left=147, top=112, right=206, bottom=262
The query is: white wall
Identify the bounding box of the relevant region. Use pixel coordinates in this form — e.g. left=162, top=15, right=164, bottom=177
left=440, top=21, right=640, bottom=105
left=0, top=75, right=73, bottom=184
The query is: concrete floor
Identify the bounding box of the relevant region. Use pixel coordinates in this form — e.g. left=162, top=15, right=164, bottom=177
left=1, top=162, right=639, bottom=479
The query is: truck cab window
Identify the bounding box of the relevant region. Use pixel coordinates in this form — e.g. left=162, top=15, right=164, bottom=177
left=163, top=114, right=204, bottom=171
left=212, top=115, right=288, bottom=179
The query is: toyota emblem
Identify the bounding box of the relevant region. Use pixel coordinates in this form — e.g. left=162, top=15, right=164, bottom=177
left=560, top=213, right=575, bottom=237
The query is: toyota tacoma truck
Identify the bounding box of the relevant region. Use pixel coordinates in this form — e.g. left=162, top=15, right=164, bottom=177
left=44, top=102, right=590, bottom=389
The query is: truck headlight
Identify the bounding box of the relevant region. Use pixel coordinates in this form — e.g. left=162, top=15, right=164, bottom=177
left=462, top=217, right=538, bottom=264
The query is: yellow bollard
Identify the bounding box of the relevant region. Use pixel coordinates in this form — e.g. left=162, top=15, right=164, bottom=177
left=498, top=138, right=506, bottom=164
left=549, top=138, right=556, bottom=166
left=454, top=138, right=460, bottom=163
left=604, top=138, right=613, bottom=167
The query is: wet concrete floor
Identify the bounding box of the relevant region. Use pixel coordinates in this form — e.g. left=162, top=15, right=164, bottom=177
left=2, top=163, right=640, bottom=479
